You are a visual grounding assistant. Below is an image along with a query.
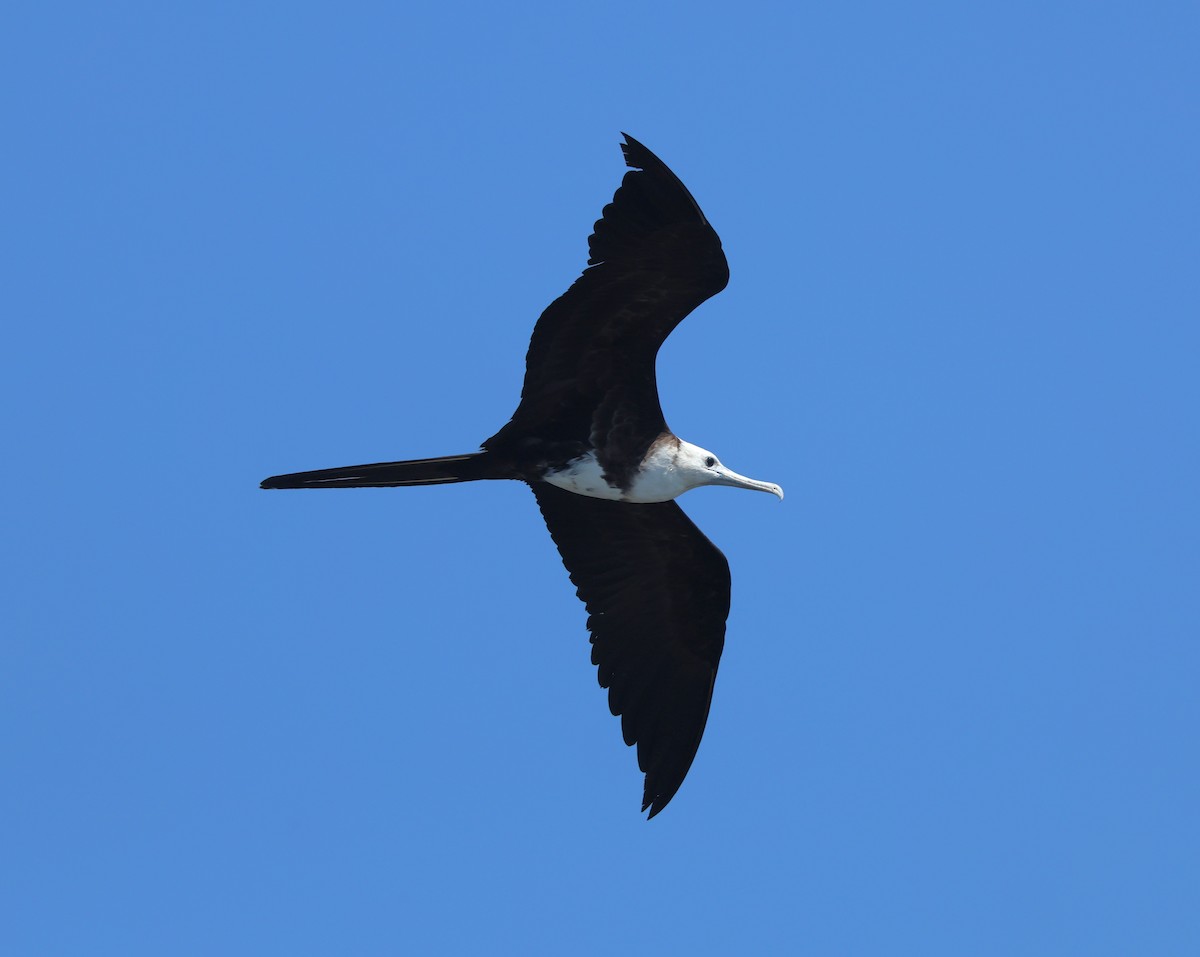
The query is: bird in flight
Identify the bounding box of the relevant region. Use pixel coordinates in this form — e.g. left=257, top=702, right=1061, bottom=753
left=262, top=134, right=782, bottom=817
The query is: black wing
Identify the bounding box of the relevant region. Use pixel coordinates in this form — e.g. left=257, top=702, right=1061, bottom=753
left=532, top=483, right=731, bottom=818
left=485, top=135, right=729, bottom=459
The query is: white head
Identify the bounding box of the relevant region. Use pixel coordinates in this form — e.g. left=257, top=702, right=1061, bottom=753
left=629, top=437, right=784, bottom=503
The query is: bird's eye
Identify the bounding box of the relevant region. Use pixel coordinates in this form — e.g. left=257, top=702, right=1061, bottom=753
left=704, top=456, right=716, bottom=468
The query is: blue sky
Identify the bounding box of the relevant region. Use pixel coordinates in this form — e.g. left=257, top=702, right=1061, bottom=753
left=3, top=2, right=1197, bottom=954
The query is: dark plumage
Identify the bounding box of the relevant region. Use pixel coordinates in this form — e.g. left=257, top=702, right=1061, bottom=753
left=533, top=484, right=730, bottom=816
left=262, top=134, right=781, bottom=817
left=484, top=135, right=729, bottom=489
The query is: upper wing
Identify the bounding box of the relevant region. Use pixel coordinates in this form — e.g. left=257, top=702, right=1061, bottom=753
left=486, top=135, right=729, bottom=452
left=532, top=483, right=731, bottom=818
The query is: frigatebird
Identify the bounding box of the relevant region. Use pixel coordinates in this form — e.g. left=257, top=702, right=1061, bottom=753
left=262, top=134, right=783, bottom=818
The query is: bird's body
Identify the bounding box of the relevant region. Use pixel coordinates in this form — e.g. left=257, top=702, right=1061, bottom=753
left=262, top=135, right=782, bottom=817
left=543, top=436, right=778, bottom=504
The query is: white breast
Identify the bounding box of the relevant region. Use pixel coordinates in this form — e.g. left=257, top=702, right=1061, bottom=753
left=541, top=453, right=625, bottom=501
left=625, top=440, right=693, bottom=502
left=542, top=444, right=692, bottom=504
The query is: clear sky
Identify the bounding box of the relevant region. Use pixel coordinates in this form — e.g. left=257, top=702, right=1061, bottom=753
left=3, top=2, right=1197, bottom=954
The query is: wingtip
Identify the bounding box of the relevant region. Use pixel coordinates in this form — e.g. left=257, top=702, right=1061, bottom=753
left=609, top=133, right=712, bottom=233
left=618, top=132, right=655, bottom=171
left=641, top=777, right=684, bottom=820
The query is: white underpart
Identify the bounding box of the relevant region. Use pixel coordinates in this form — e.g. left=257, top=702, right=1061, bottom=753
left=542, top=451, right=626, bottom=501
left=542, top=439, right=784, bottom=504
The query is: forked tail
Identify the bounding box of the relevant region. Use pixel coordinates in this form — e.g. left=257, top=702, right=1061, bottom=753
left=261, top=452, right=499, bottom=489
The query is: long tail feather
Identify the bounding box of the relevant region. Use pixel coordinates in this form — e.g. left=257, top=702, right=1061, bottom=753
left=261, top=452, right=497, bottom=489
